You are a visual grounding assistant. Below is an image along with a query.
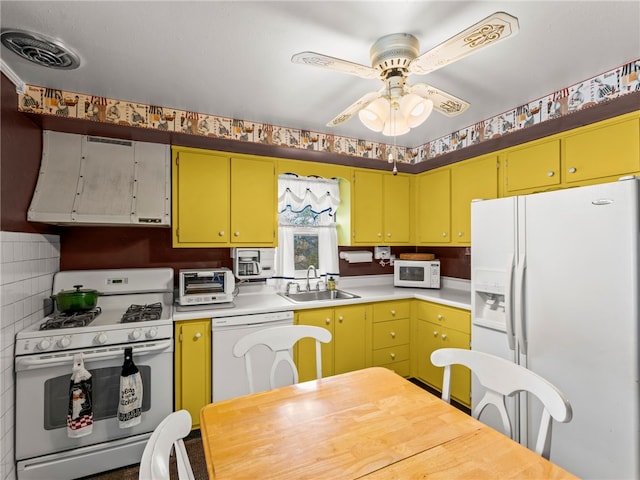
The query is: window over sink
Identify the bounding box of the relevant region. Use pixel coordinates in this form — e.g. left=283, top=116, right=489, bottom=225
left=276, top=174, right=340, bottom=286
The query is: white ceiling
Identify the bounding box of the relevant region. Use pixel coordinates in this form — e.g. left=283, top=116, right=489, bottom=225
left=1, top=1, right=638, bottom=148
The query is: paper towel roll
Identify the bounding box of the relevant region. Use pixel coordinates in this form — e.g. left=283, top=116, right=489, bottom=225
left=339, top=251, right=373, bottom=263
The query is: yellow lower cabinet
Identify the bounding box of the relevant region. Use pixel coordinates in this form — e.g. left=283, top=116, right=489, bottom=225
left=296, top=308, right=334, bottom=381
left=174, top=319, right=211, bottom=429
left=296, top=305, right=370, bottom=382
left=415, top=302, right=471, bottom=407
left=334, top=305, right=369, bottom=375
left=372, top=300, right=411, bottom=376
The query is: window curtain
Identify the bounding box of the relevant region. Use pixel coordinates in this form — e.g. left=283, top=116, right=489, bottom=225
left=275, top=174, right=340, bottom=288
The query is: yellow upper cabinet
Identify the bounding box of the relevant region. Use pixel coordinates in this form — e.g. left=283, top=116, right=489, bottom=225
left=352, top=169, right=411, bottom=245
left=450, top=155, right=499, bottom=244
left=230, top=156, right=276, bottom=244
left=502, top=112, right=640, bottom=194
left=503, top=139, right=561, bottom=195
left=172, top=147, right=276, bottom=247
left=173, top=149, right=230, bottom=245
left=383, top=173, right=412, bottom=244
left=563, top=115, right=640, bottom=184
left=416, top=155, right=498, bottom=246
left=416, top=168, right=451, bottom=244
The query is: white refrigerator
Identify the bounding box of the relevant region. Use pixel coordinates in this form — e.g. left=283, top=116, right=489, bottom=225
left=471, top=177, right=639, bottom=479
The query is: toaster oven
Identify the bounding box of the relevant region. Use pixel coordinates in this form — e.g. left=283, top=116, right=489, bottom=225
left=178, top=268, right=235, bottom=305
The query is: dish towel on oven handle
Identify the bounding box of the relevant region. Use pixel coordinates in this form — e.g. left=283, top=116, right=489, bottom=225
left=118, top=346, right=143, bottom=428
left=67, top=353, right=93, bottom=438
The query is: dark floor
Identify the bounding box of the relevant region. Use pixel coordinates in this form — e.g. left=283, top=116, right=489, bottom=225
left=80, top=377, right=469, bottom=479
left=408, top=377, right=471, bottom=414
left=78, top=429, right=207, bottom=480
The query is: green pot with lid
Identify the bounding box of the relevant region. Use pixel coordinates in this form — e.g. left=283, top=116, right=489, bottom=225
left=51, top=285, right=100, bottom=312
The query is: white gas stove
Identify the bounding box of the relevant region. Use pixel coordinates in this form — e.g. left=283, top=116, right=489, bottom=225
left=14, top=268, right=175, bottom=480
left=16, top=268, right=174, bottom=354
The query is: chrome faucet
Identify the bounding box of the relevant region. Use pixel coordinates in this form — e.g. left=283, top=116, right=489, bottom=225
left=285, top=281, right=299, bottom=295
left=306, top=265, right=318, bottom=292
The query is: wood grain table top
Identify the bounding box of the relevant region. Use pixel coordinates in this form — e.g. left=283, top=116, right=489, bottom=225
left=200, top=367, right=578, bottom=479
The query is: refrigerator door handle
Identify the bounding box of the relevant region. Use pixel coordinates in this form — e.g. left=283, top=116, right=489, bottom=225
left=504, top=254, right=516, bottom=351
left=515, top=255, right=527, bottom=355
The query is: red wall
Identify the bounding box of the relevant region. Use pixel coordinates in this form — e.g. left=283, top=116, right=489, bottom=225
left=1, top=74, right=57, bottom=234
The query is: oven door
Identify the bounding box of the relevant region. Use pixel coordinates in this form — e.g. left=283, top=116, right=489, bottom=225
left=15, top=340, right=173, bottom=462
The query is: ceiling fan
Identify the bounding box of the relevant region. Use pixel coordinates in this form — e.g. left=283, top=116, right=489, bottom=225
left=291, top=11, right=519, bottom=136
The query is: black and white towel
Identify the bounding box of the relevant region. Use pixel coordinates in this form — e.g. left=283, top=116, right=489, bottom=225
left=118, top=347, right=143, bottom=428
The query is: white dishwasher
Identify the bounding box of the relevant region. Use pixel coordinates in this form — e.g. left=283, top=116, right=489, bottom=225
left=211, top=310, right=294, bottom=401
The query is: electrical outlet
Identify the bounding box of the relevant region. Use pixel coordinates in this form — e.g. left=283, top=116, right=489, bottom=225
left=374, top=246, right=391, bottom=260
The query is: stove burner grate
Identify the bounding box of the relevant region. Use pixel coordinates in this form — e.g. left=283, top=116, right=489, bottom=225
left=121, top=303, right=163, bottom=323
left=39, top=307, right=102, bottom=330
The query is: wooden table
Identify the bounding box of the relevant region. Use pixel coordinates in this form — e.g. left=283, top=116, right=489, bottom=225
left=200, top=367, right=578, bottom=479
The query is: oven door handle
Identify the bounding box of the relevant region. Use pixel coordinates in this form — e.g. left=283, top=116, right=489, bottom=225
left=15, top=340, right=173, bottom=371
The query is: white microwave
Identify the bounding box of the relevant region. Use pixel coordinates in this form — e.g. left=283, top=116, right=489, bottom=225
left=394, top=260, right=441, bottom=289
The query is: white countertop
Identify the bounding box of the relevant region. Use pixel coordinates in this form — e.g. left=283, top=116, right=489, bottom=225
left=172, top=275, right=471, bottom=321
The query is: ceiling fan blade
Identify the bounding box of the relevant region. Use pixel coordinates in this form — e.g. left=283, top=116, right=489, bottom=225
left=410, top=83, right=470, bottom=116
left=291, top=51, right=379, bottom=79
left=409, top=11, right=519, bottom=75
left=326, top=91, right=382, bottom=126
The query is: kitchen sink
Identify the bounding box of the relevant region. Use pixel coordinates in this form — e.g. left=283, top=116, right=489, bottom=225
left=279, top=289, right=360, bottom=303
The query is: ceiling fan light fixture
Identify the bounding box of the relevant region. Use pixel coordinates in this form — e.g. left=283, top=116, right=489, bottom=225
left=382, top=108, right=410, bottom=136
left=358, top=97, right=389, bottom=132
left=401, top=94, right=433, bottom=128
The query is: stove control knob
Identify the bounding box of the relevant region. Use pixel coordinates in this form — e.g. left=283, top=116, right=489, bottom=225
left=95, top=332, right=108, bottom=345
left=36, top=339, right=51, bottom=351
left=146, top=327, right=158, bottom=339
left=129, top=329, right=142, bottom=341
left=57, top=336, right=72, bottom=348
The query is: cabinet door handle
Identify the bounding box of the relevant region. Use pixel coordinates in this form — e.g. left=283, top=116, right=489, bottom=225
left=568, top=167, right=577, bottom=173
left=442, top=232, right=448, bottom=237
left=234, top=231, right=240, bottom=237
left=218, top=231, right=225, bottom=237
left=377, top=233, right=382, bottom=238
left=441, top=334, right=447, bottom=340
left=433, top=331, right=439, bottom=337
left=547, top=171, right=555, bottom=177
left=390, top=309, right=396, bottom=316
left=390, top=331, right=396, bottom=338
left=390, top=353, right=396, bottom=360
left=457, top=231, right=463, bottom=237
left=338, top=315, right=344, bottom=322
left=194, top=332, right=202, bottom=340
left=386, top=233, right=392, bottom=238
left=325, top=318, right=331, bottom=325
left=437, top=314, right=443, bottom=320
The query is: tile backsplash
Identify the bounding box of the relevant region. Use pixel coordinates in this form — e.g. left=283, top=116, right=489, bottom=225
left=0, top=231, right=60, bottom=480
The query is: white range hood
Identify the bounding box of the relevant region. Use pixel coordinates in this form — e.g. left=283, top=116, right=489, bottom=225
left=28, top=131, right=171, bottom=226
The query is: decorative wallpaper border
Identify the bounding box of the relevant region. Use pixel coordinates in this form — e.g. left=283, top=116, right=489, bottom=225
left=17, top=58, right=639, bottom=164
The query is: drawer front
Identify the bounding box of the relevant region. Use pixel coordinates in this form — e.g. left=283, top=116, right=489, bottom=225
left=372, top=319, right=410, bottom=348
left=372, top=344, right=410, bottom=365
left=378, top=360, right=411, bottom=377
left=417, top=301, right=470, bottom=334
left=372, top=300, right=411, bottom=322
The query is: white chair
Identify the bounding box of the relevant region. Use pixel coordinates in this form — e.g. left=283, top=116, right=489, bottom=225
left=139, top=409, right=195, bottom=480
left=430, top=348, right=572, bottom=459
left=232, top=324, right=332, bottom=393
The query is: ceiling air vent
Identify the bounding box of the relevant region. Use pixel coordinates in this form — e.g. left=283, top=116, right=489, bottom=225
left=0, top=30, right=80, bottom=69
